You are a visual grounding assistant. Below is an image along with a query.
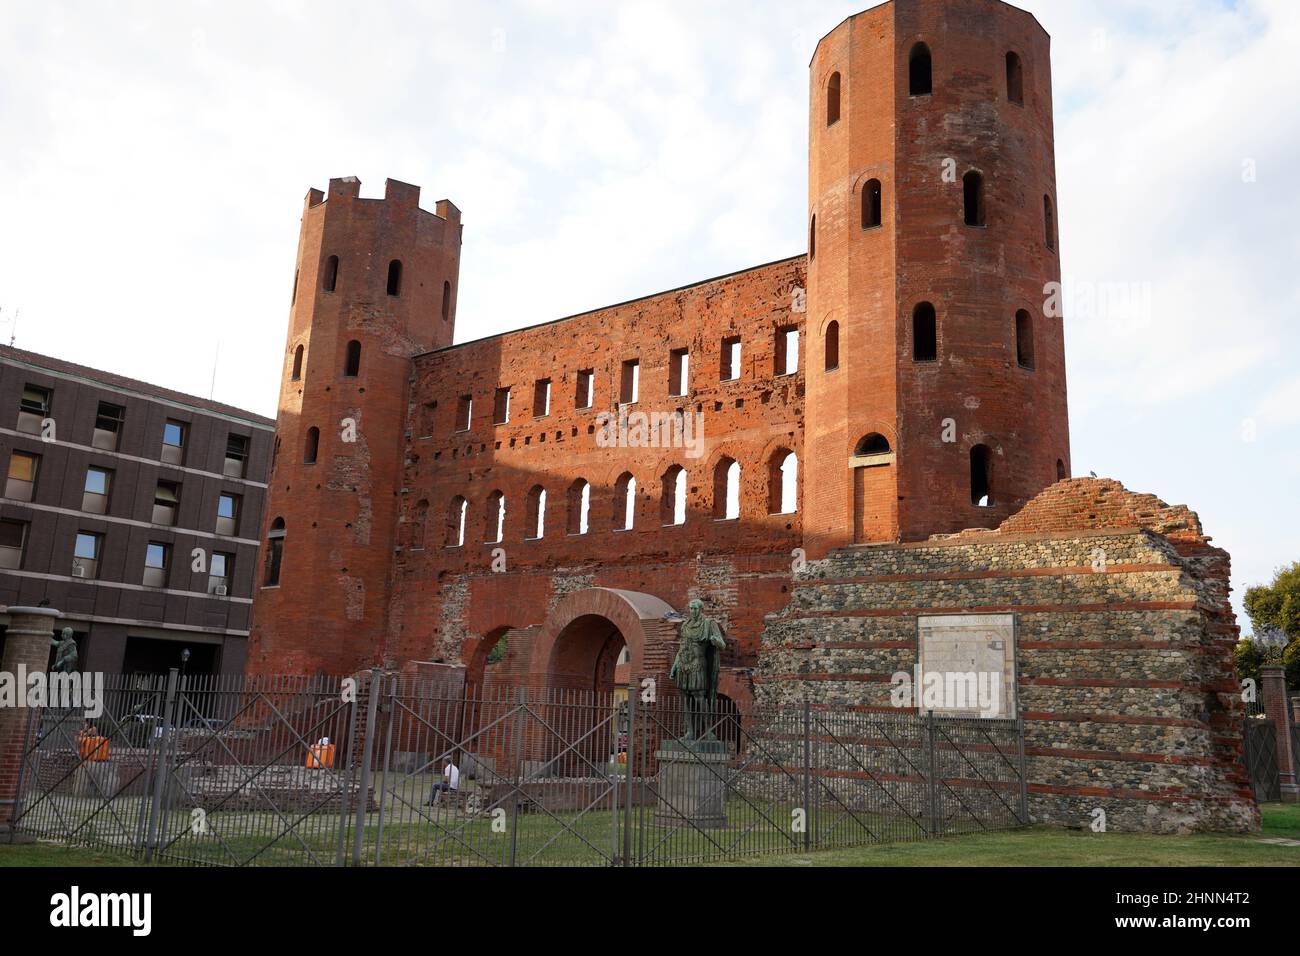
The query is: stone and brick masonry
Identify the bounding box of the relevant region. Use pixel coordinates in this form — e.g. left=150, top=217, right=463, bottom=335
left=246, top=0, right=1257, bottom=832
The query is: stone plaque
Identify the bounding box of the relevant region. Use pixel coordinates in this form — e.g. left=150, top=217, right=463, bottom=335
left=916, top=614, right=1017, bottom=719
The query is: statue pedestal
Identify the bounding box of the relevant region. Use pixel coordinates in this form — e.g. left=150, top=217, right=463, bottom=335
left=653, top=740, right=730, bottom=829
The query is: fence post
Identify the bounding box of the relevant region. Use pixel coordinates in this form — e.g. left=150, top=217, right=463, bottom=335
left=143, top=668, right=179, bottom=862
left=1015, top=713, right=1029, bottom=824
left=352, top=668, right=382, bottom=866
left=335, top=674, right=360, bottom=867
left=509, top=686, right=526, bottom=867
left=622, top=688, right=637, bottom=867
left=926, top=710, right=939, bottom=837
left=802, top=700, right=811, bottom=852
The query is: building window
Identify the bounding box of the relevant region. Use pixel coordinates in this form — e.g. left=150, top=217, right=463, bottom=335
left=1016, top=310, right=1035, bottom=370
left=0, top=518, right=27, bottom=570
left=1056, top=459, right=1067, bottom=481
left=568, top=479, right=591, bottom=535
left=575, top=369, right=594, bottom=410
left=824, top=321, right=840, bottom=372
left=456, top=395, right=472, bottom=432
left=669, top=349, right=689, bottom=397
left=161, top=419, right=187, bottom=465
left=209, top=552, right=233, bottom=595
left=721, top=337, right=741, bottom=381
left=533, top=379, right=552, bottom=417
left=291, top=268, right=299, bottom=306
left=216, top=493, right=241, bottom=536
left=912, top=302, right=938, bottom=362
left=387, top=260, right=403, bottom=297
left=827, top=71, right=841, bottom=125
left=620, top=360, right=640, bottom=405
left=661, top=465, right=686, bottom=526
left=862, top=179, right=882, bottom=229
left=143, top=541, right=170, bottom=588
left=442, top=281, right=452, bottom=322
left=712, top=458, right=740, bottom=521
left=418, top=401, right=438, bottom=439
left=83, top=466, right=112, bottom=515
left=909, top=43, right=932, bottom=96
left=264, top=518, right=285, bottom=587
left=485, top=491, right=505, bottom=544
left=525, top=486, right=546, bottom=540
left=809, top=215, right=816, bottom=260
left=857, top=433, right=892, bottom=457
left=5, top=450, right=39, bottom=502
left=73, top=532, right=103, bottom=580
left=304, top=426, right=320, bottom=464
left=224, top=433, right=249, bottom=478
left=344, top=340, right=362, bottom=378
left=970, top=445, right=993, bottom=507
left=93, top=401, right=125, bottom=451
left=769, top=450, right=798, bottom=515
left=775, top=326, right=800, bottom=376
left=963, top=171, right=985, bottom=227
left=17, top=385, right=51, bottom=435
left=493, top=387, right=512, bottom=425
left=153, top=480, right=180, bottom=526
left=615, top=473, right=636, bottom=531
left=446, top=496, right=468, bottom=548
left=323, top=255, right=339, bottom=293
left=1006, top=51, right=1024, bottom=105
left=1044, top=194, right=1056, bottom=251
left=291, top=345, right=304, bottom=381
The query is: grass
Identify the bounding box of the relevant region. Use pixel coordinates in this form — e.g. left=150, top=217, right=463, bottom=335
left=3, top=804, right=1297, bottom=868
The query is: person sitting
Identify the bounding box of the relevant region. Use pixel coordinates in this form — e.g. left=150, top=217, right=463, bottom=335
left=426, top=759, right=460, bottom=805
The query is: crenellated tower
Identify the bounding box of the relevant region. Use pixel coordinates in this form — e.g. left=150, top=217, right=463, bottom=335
left=248, top=177, right=462, bottom=675
left=803, top=0, right=1070, bottom=556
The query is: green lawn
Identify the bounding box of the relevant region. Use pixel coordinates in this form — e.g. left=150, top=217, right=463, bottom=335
left=3, top=804, right=1297, bottom=868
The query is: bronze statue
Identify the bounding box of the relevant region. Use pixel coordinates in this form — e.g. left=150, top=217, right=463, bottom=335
left=669, top=600, right=725, bottom=741
left=51, top=626, right=78, bottom=674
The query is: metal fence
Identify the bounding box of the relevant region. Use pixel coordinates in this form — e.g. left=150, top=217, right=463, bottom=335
left=13, top=670, right=1027, bottom=867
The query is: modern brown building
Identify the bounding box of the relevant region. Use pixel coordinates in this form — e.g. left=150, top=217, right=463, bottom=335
left=0, top=345, right=274, bottom=676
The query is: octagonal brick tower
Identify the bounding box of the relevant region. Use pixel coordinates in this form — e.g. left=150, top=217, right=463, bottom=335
left=249, top=178, right=462, bottom=675
left=803, top=0, right=1070, bottom=557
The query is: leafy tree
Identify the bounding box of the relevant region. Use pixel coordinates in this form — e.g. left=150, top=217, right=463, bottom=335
left=1243, top=561, right=1300, bottom=688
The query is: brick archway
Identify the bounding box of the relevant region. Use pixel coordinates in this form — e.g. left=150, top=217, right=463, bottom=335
left=530, top=588, right=678, bottom=691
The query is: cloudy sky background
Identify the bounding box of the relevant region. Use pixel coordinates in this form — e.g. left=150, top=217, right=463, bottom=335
left=1, top=0, right=1296, bottom=630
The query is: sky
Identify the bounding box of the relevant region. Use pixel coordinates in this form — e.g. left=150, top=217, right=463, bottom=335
left=1, top=0, right=1296, bottom=631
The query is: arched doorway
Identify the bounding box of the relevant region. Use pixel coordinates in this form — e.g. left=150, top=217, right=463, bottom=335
left=548, top=614, right=628, bottom=694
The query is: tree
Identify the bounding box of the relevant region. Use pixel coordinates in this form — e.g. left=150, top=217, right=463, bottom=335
left=1243, top=561, right=1300, bottom=688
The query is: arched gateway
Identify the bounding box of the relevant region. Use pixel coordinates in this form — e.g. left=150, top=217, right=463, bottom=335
left=533, top=588, right=677, bottom=692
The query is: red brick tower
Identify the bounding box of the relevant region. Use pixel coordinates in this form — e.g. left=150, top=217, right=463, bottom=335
left=803, top=0, right=1070, bottom=557
left=248, top=178, right=462, bottom=674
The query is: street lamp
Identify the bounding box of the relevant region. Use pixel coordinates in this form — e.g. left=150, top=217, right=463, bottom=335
left=1255, top=626, right=1289, bottom=664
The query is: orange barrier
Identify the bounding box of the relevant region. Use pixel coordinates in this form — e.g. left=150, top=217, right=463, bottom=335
left=79, top=736, right=110, bottom=762
left=307, top=743, right=335, bottom=769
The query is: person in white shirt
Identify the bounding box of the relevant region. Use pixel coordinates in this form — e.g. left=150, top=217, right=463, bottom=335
left=426, top=759, right=460, bottom=805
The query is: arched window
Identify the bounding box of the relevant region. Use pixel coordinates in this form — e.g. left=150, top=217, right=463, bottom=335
left=661, top=465, right=686, bottom=526
left=323, top=256, right=339, bottom=293
left=291, top=269, right=298, bottom=306
left=912, top=302, right=937, bottom=361
left=712, top=457, right=740, bottom=520
left=1056, top=459, right=1067, bottom=482
left=303, top=426, right=319, bottom=464
left=1006, top=51, right=1024, bottom=105
left=615, top=473, right=636, bottom=531
left=568, top=479, right=591, bottom=535
left=809, top=215, right=816, bottom=260
left=862, top=179, right=882, bottom=229
left=526, top=486, right=546, bottom=540
left=344, top=340, right=361, bottom=377
left=446, top=496, right=467, bottom=548
left=409, top=499, right=428, bottom=550
left=291, top=345, right=304, bottom=381
left=970, top=445, right=993, bottom=507
left=827, top=72, right=841, bottom=126
left=963, top=171, right=985, bottom=226
left=264, top=518, right=285, bottom=587
left=768, top=450, right=798, bottom=515
left=387, top=260, right=402, bottom=297
left=824, top=321, right=840, bottom=371
left=1015, top=309, right=1035, bottom=369
left=442, top=281, right=451, bottom=322
left=1043, top=194, right=1055, bottom=251
left=856, top=434, right=892, bottom=457
left=485, top=491, right=505, bottom=543
left=909, top=43, right=932, bottom=96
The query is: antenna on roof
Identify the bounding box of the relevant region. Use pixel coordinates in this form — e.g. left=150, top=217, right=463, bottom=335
left=209, top=340, right=220, bottom=400
left=3, top=306, right=18, bottom=347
